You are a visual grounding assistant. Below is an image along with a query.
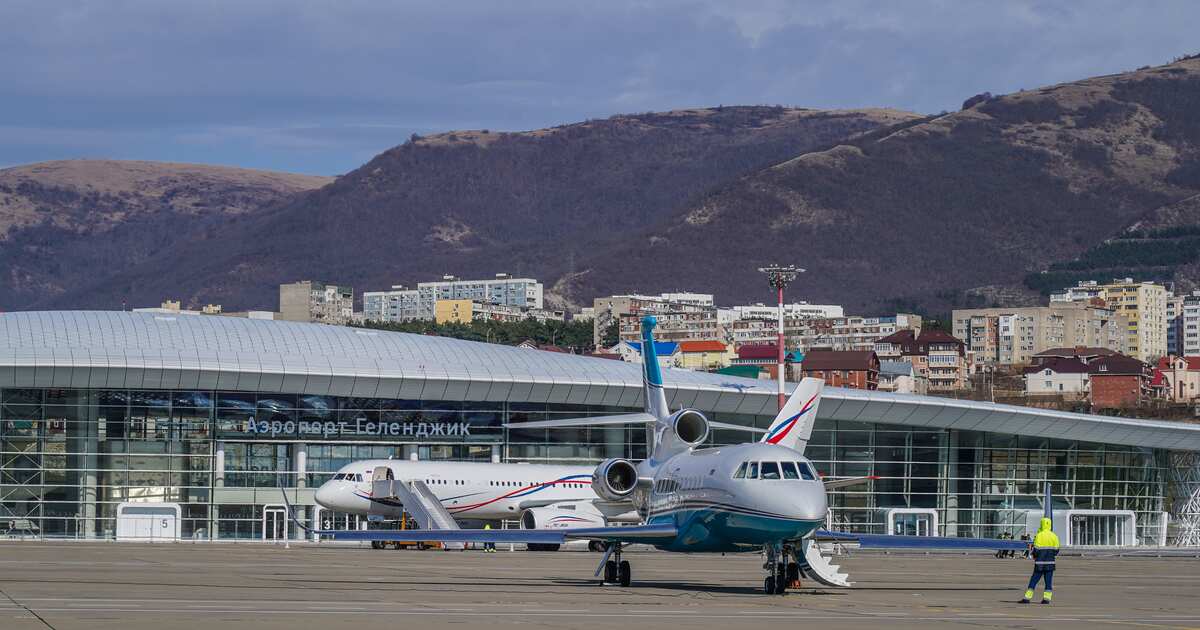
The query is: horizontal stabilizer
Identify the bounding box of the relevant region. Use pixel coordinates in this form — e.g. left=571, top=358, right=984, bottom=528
left=816, top=530, right=1027, bottom=550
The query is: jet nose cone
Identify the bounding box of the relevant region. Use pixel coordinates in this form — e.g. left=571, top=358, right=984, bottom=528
left=314, top=482, right=338, bottom=510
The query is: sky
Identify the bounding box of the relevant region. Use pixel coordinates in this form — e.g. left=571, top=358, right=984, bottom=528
left=1, top=1, right=1197, bottom=175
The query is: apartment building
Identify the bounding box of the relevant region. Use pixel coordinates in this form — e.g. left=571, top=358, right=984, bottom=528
left=591, top=293, right=720, bottom=345
left=729, top=313, right=921, bottom=352
left=434, top=299, right=565, bottom=325
left=363, top=273, right=543, bottom=322
left=677, top=340, right=733, bottom=371
left=874, top=329, right=970, bottom=391
left=1052, top=279, right=1169, bottom=362
left=1168, top=290, right=1200, bottom=357
left=724, top=302, right=844, bottom=322
left=951, top=303, right=1126, bottom=367
left=279, top=281, right=354, bottom=325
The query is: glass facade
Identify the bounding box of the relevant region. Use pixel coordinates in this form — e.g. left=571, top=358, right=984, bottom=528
left=0, top=387, right=1170, bottom=544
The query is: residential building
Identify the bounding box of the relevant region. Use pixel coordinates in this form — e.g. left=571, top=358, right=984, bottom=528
left=591, top=293, right=720, bottom=345
left=878, top=360, right=928, bottom=395
left=434, top=299, right=564, bottom=325
left=278, top=281, right=354, bottom=325
left=362, top=285, right=422, bottom=321
left=1023, top=358, right=1090, bottom=400
left=1052, top=279, right=1169, bottom=362
left=612, top=340, right=680, bottom=369
left=1168, top=290, right=1200, bottom=357
left=727, top=302, right=844, bottom=322
left=677, top=340, right=732, bottom=371
left=364, top=274, right=542, bottom=322
left=798, top=350, right=880, bottom=390
left=874, top=329, right=970, bottom=391
left=951, top=303, right=1126, bottom=367
left=1156, top=356, right=1200, bottom=403
left=1088, top=353, right=1153, bottom=409
left=730, top=313, right=922, bottom=352
left=1031, top=346, right=1117, bottom=367
left=134, top=300, right=224, bottom=316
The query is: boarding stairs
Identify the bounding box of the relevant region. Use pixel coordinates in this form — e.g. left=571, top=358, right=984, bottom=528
left=799, top=538, right=853, bottom=587
left=370, top=478, right=460, bottom=532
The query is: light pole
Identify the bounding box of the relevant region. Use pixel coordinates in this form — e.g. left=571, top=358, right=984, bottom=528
left=758, top=264, right=804, bottom=410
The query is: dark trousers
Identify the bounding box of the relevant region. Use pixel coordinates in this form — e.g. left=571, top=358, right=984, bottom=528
left=1027, top=565, right=1054, bottom=591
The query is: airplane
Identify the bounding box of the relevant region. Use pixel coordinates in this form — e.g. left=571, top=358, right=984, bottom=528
left=314, top=459, right=640, bottom=550
left=288, top=314, right=1026, bottom=594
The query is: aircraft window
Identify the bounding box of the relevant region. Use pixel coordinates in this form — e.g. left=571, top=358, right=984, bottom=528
left=746, top=462, right=759, bottom=479
left=733, top=462, right=747, bottom=479
left=781, top=461, right=799, bottom=480
left=760, top=462, right=781, bottom=480
left=796, top=461, right=816, bottom=481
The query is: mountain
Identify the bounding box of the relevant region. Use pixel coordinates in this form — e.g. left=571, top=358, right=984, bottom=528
left=574, top=55, right=1200, bottom=314
left=24, top=107, right=915, bottom=311
left=0, top=160, right=332, bottom=309
left=11, top=56, right=1200, bottom=316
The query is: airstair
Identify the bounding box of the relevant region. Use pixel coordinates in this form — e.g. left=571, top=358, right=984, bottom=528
left=798, top=538, right=853, bottom=587
left=370, top=477, right=460, bottom=531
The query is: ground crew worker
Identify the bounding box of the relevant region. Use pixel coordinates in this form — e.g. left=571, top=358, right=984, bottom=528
left=1021, top=517, right=1060, bottom=604
left=483, top=524, right=495, bottom=553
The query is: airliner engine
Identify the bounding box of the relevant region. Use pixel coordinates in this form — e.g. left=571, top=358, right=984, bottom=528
left=669, top=409, right=710, bottom=447
left=591, top=458, right=639, bottom=502
left=520, top=504, right=605, bottom=530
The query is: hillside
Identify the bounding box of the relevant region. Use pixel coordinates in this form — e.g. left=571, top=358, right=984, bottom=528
left=0, top=160, right=331, bottom=308
left=27, top=107, right=915, bottom=310
left=574, top=56, right=1200, bottom=313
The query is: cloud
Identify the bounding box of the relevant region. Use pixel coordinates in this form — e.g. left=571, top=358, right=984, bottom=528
left=1, top=1, right=1197, bottom=174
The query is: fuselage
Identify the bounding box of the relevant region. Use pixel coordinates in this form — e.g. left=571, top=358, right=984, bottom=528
left=315, top=460, right=598, bottom=521
left=640, top=442, right=828, bottom=552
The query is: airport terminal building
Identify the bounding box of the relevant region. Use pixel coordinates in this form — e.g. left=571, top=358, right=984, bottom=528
left=2, top=311, right=1199, bottom=546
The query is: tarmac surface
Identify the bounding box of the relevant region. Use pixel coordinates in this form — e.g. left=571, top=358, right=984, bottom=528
left=1, top=542, right=1199, bottom=629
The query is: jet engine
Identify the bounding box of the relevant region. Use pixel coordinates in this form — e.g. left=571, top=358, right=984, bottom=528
left=520, top=504, right=605, bottom=530
left=669, top=409, right=710, bottom=447
left=591, top=458, right=639, bottom=502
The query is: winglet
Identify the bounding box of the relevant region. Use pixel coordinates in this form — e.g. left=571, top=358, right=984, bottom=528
left=761, top=377, right=823, bottom=453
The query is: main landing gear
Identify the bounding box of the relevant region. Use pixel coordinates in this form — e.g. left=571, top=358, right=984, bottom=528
left=762, top=543, right=800, bottom=595
left=597, top=542, right=631, bottom=587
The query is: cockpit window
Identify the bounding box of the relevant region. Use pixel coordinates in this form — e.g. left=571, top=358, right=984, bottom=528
left=733, top=462, right=747, bottom=479
left=760, top=462, right=781, bottom=480
left=746, top=462, right=759, bottom=479
left=781, top=461, right=799, bottom=480
left=795, top=461, right=816, bottom=481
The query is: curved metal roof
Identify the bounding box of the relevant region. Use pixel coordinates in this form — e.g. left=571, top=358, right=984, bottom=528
left=1, top=310, right=1198, bottom=451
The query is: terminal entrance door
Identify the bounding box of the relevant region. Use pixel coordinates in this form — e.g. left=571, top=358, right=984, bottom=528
left=887, top=509, right=938, bottom=536
left=1070, top=512, right=1133, bottom=546
left=262, top=505, right=287, bottom=541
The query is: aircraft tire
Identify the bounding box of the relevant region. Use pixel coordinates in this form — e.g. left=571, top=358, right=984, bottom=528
left=763, top=576, right=775, bottom=594
left=604, top=560, right=617, bottom=583
left=618, top=560, right=631, bottom=587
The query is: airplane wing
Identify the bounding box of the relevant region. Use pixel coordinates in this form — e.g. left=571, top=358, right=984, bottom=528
left=504, top=412, right=766, bottom=434
left=816, top=530, right=1027, bottom=550
left=304, top=522, right=679, bottom=546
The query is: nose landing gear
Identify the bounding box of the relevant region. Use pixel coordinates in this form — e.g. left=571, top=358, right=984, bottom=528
left=763, top=544, right=800, bottom=594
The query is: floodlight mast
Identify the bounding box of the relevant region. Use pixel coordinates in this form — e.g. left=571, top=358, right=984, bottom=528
left=758, top=265, right=805, bottom=411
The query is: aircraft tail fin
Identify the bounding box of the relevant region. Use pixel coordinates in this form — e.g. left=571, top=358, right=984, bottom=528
left=761, top=377, right=823, bottom=453
left=639, top=315, right=671, bottom=421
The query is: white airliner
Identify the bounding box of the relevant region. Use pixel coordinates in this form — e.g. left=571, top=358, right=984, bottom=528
left=292, top=315, right=1024, bottom=594
left=315, top=459, right=639, bottom=533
